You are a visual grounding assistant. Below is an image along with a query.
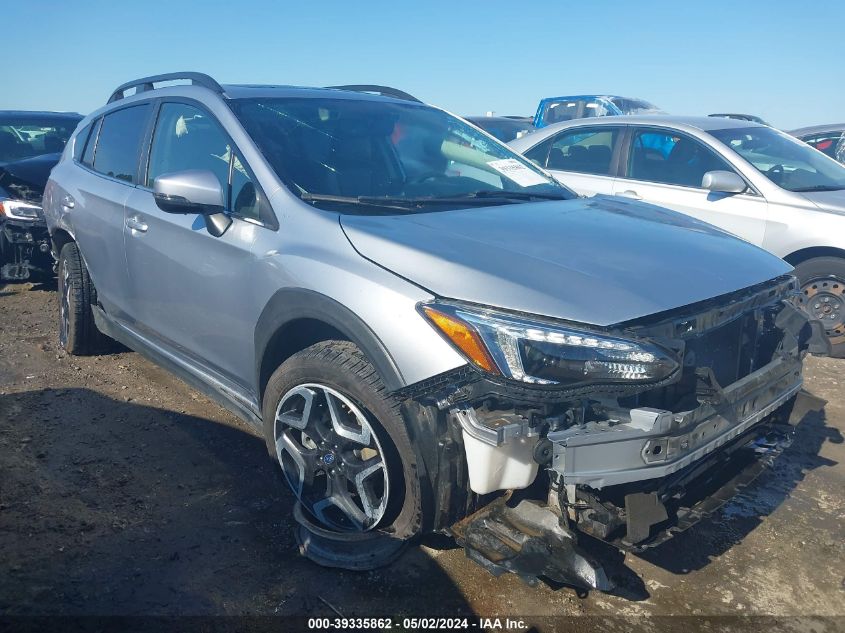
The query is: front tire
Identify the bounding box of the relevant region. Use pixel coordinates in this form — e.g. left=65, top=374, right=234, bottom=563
left=262, top=341, right=425, bottom=545
left=57, top=242, right=110, bottom=355
left=794, top=256, right=845, bottom=358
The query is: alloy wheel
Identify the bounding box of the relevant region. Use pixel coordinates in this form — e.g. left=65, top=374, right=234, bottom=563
left=274, top=383, right=390, bottom=532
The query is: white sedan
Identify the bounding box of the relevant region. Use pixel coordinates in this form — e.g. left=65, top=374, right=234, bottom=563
left=510, top=116, right=845, bottom=357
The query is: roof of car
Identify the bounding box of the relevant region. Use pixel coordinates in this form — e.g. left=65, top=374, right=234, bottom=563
left=221, top=84, right=420, bottom=104
left=0, top=110, right=83, bottom=119
left=540, top=94, right=623, bottom=102
left=788, top=123, right=845, bottom=137
left=465, top=115, right=533, bottom=123
left=543, top=114, right=765, bottom=132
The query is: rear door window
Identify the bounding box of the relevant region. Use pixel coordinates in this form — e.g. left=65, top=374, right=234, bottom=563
left=627, top=128, right=735, bottom=187
left=92, top=105, right=151, bottom=183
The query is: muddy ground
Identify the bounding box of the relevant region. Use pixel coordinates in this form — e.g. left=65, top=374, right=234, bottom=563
left=1, top=281, right=843, bottom=628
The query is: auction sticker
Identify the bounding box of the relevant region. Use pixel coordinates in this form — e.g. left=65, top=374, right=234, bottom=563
left=487, top=158, right=550, bottom=187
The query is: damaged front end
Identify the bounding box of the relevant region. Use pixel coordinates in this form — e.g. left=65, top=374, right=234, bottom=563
left=0, top=196, right=53, bottom=282
left=407, top=275, right=828, bottom=590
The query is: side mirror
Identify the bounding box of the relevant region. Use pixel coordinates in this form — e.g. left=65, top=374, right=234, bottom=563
left=701, top=170, right=746, bottom=194
left=153, top=170, right=232, bottom=237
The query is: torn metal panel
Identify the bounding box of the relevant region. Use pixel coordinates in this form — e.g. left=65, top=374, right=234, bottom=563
left=451, top=497, right=611, bottom=590
left=0, top=220, right=52, bottom=281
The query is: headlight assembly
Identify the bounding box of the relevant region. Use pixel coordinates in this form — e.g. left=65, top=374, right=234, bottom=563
left=421, top=302, right=680, bottom=388
left=0, top=200, right=42, bottom=221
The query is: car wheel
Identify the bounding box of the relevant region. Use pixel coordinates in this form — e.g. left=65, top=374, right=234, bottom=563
left=262, top=340, right=425, bottom=568
left=793, top=256, right=845, bottom=358
left=57, top=242, right=110, bottom=355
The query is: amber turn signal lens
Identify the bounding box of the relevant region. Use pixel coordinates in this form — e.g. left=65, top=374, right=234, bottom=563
left=422, top=305, right=499, bottom=374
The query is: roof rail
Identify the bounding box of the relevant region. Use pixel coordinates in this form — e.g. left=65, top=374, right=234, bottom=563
left=108, top=72, right=224, bottom=103
left=325, top=85, right=421, bottom=103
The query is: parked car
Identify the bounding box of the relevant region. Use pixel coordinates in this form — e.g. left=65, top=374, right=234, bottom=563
left=709, top=113, right=771, bottom=126
left=510, top=115, right=845, bottom=357
left=44, top=73, right=824, bottom=590
left=534, top=95, right=663, bottom=128
left=465, top=116, right=535, bottom=142
left=1, top=110, right=82, bottom=280
left=790, top=124, right=845, bottom=164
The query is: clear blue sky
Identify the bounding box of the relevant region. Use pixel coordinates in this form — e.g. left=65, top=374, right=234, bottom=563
left=5, top=0, right=843, bottom=130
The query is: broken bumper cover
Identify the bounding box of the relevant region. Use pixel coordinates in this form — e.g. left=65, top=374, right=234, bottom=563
left=547, top=354, right=803, bottom=489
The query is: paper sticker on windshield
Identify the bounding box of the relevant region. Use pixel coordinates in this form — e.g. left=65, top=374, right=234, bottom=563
left=487, top=159, right=551, bottom=187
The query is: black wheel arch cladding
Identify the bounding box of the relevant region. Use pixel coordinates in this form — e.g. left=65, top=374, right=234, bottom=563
left=254, top=288, right=407, bottom=400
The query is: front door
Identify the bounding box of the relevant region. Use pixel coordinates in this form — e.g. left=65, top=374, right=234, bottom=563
left=613, top=127, right=768, bottom=245
left=123, top=100, right=265, bottom=387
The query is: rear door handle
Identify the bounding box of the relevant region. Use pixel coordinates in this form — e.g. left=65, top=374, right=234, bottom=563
left=61, top=194, right=75, bottom=209
left=615, top=190, right=642, bottom=200
left=126, top=216, right=148, bottom=233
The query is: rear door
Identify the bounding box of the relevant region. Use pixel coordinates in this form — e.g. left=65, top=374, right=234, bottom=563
left=123, top=99, right=269, bottom=387
left=612, top=127, right=768, bottom=245
left=60, top=103, right=153, bottom=318
left=522, top=125, right=623, bottom=197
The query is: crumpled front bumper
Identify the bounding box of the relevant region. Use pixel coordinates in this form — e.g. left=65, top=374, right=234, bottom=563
left=548, top=354, right=803, bottom=489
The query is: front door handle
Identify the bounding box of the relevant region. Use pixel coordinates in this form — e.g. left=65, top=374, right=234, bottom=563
left=61, top=194, right=75, bottom=209
left=615, top=190, right=642, bottom=200
left=126, top=216, right=148, bottom=233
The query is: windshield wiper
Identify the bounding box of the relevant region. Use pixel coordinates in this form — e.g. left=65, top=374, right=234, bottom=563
left=299, top=190, right=571, bottom=212
left=443, top=190, right=571, bottom=201
left=299, top=193, right=418, bottom=212
left=791, top=185, right=845, bottom=192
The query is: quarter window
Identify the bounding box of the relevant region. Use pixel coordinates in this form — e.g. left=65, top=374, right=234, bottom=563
left=92, top=105, right=150, bottom=183
left=543, top=127, right=620, bottom=176
left=81, top=118, right=101, bottom=167
left=72, top=122, right=92, bottom=162
left=628, top=129, right=735, bottom=188
left=230, top=151, right=261, bottom=220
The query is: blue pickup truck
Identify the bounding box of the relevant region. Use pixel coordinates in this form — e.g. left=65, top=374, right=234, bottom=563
left=533, top=95, right=663, bottom=128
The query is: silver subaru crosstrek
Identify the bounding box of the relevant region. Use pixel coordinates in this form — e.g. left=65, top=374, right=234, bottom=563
left=43, top=73, right=827, bottom=590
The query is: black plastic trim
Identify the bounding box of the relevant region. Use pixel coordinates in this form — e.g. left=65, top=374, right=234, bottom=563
left=254, top=288, right=406, bottom=398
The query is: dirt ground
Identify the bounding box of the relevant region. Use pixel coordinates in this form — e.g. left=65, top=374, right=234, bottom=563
left=1, top=281, right=843, bottom=628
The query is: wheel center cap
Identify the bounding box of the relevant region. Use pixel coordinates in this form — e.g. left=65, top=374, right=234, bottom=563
left=322, top=452, right=336, bottom=466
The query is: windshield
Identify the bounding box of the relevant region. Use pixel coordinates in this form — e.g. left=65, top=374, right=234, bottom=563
left=0, top=115, right=81, bottom=164
left=469, top=118, right=535, bottom=142
left=710, top=126, right=845, bottom=192
left=229, top=97, right=572, bottom=212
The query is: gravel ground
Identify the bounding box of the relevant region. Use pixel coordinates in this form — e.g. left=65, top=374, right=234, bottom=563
left=1, top=281, right=843, bottom=628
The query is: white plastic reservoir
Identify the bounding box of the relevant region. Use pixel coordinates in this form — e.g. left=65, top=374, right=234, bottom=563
left=462, top=430, right=540, bottom=495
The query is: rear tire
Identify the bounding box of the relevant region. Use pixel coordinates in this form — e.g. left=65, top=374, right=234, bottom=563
left=57, top=242, right=111, bottom=355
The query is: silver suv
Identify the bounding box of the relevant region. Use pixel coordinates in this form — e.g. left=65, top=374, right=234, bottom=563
left=43, top=73, right=826, bottom=590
